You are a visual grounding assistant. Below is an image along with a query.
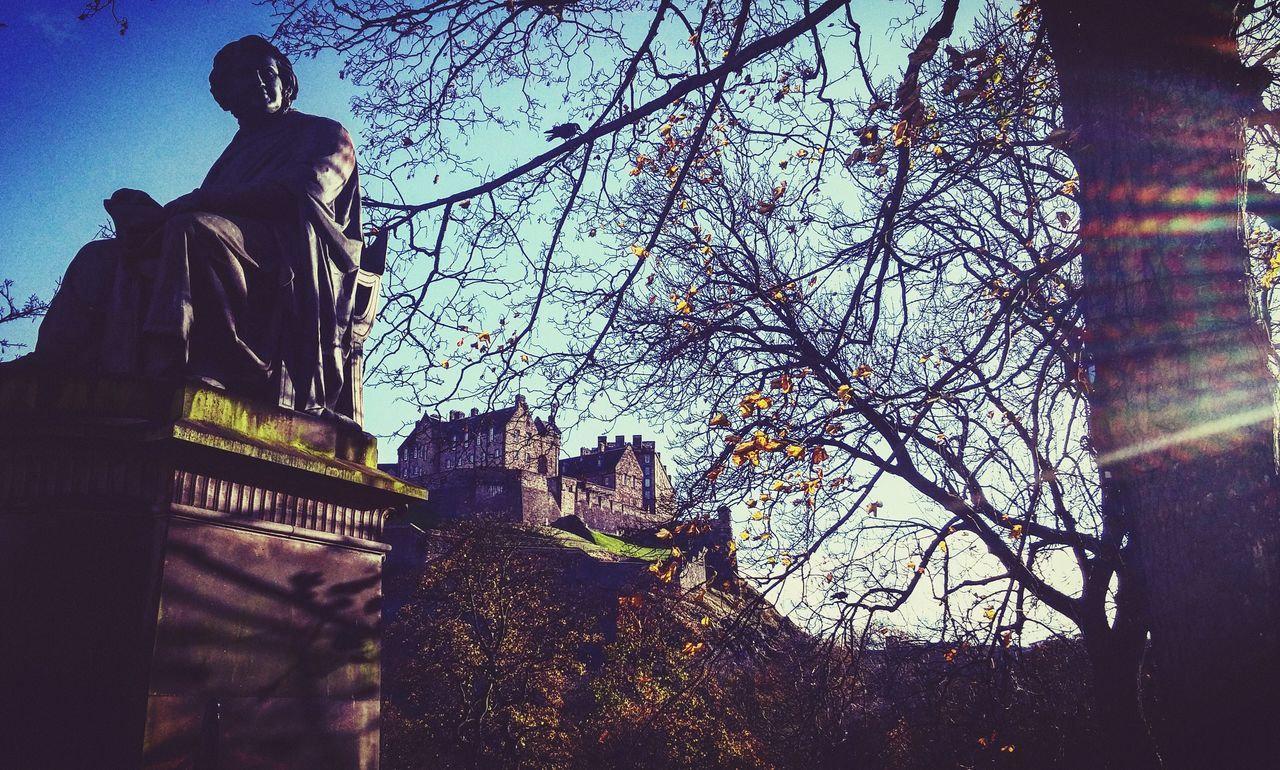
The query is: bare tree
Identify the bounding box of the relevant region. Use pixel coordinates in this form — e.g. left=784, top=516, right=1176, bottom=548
left=0, top=280, right=48, bottom=361
left=268, top=1, right=1280, bottom=765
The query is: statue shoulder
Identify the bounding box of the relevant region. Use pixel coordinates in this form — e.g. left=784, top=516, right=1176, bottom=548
left=288, top=111, right=355, bottom=146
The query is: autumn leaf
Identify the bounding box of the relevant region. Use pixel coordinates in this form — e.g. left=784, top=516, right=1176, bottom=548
left=891, top=120, right=911, bottom=146
left=655, top=528, right=672, bottom=540
left=709, top=412, right=731, bottom=428
left=630, top=244, right=650, bottom=259
left=811, top=446, right=829, bottom=464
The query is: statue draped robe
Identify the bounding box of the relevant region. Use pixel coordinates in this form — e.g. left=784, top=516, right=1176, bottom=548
left=36, top=110, right=363, bottom=419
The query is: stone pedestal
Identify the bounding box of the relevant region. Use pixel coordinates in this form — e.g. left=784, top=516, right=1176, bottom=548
left=0, top=369, right=425, bottom=769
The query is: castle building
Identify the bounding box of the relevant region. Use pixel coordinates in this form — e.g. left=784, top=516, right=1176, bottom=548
left=562, top=435, right=675, bottom=520
left=394, top=397, right=673, bottom=534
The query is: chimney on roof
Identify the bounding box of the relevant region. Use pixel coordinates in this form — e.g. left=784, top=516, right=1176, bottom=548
left=633, top=434, right=642, bottom=448
left=615, top=435, right=624, bottom=447
left=470, top=407, right=479, bottom=417
left=449, top=410, right=465, bottom=421
left=597, top=435, right=607, bottom=451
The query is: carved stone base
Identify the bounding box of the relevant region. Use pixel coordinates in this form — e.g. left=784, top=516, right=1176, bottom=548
left=0, top=369, right=425, bottom=769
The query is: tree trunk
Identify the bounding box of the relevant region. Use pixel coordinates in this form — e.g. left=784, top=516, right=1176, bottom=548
left=1041, top=1, right=1280, bottom=766
left=1081, top=620, right=1160, bottom=769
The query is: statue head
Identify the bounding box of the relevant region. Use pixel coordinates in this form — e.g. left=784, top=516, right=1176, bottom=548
left=209, top=35, right=299, bottom=120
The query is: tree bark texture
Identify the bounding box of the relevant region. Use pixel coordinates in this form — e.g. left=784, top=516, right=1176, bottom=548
left=1041, top=1, right=1280, bottom=766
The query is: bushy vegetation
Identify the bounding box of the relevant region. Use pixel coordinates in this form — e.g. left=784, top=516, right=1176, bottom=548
left=383, top=523, right=1100, bottom=769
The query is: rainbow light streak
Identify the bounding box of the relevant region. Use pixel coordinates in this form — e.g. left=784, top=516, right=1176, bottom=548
left=1097, top=404, right=1273, bottom=467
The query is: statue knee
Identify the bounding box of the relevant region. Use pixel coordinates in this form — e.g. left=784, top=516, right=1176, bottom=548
left=62, top=239, right=125, bottom=303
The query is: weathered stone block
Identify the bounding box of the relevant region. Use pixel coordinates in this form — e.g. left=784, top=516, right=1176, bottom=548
left=0, top=368, right=425, bottom=769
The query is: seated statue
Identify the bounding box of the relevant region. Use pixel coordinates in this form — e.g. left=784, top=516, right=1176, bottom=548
left=31, top=35, right=380, bottom=425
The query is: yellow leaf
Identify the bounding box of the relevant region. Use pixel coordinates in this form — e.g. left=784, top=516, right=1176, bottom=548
left=520, top=353, right=530, bottom=363
left=785, top=444, right=805, bottom=459
left=655, top=528, right=672, bottom=540
left=891, top=120, right=910, bottom=146
left=836, top=384, right=853, bottom=402
left=630, top=244, right=650, bottom=259
left=709, top=412, right=731, bottom=428
left=440, top=359, right=450, bottom=369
